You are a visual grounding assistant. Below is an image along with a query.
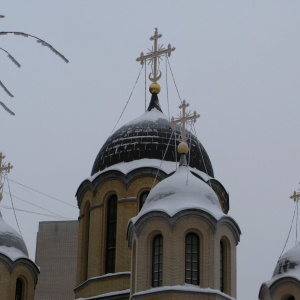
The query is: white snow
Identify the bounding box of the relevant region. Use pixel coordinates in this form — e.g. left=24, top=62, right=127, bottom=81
left=0, top=214, right=22, bottom=237
left=265, top=242, right=300, bottom=287
left=0, top=245, right=28, bottom=261
left=87, top=158, right=212, bottom=183
left=132, top=284, right=236, bottom=300
left=131, top=166, right=224, bottom=224
left=125, top=108, right=168, bottom=125
left=76, top=289, right=130, bottom=300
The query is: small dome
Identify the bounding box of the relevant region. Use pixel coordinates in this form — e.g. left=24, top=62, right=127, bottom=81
left=271, top=242, right=300, bottom=281
left=0, top=214, right=28, bottom=258
left=91, top=94, right=214, bottom=177
left=133, top=165, right=223, bottom=224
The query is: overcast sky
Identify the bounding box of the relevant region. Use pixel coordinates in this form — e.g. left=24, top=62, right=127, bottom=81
left=1, top=1, right=300, bottom=299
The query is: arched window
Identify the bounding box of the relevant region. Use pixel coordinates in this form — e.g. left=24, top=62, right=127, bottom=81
left=152, top=234, right=163, bottom=287
left=220, top=238, right=230, bottom=293
left=15, top=278, right=23, bottom=300
left=220, top=240, right=225, bottom=292
left=105, top=195, right=118, bottom=273
left=139, top=191, right=149, bottom=210
left=185, top=233, right=199, bottom=285
left=82, top=201, right=90, bottom=281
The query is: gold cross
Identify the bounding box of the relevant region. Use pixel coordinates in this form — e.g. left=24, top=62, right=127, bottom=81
left=136, top=28, right=175, bottom=84
left=0, top=153, right=13, bottom=202
left=290, top=191, right=300, bottom=202
left=170, top=100, right=200, bottom=142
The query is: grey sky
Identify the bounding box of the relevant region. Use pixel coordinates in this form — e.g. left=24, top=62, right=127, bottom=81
left=1, top=1, right=300, bottom=299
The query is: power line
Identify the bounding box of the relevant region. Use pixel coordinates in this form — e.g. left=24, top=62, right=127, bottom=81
left=2, top=190, right=69, bottom=219
left=7, top=178, right=77, bottom=208
left=1, top=205, right=73, bottom=219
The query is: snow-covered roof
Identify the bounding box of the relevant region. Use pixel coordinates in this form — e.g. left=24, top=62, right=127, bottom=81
left=91, top=104, right=215, bottom=178
left=131, top=165, right=224, bottom=224
left=126, top=108, right=168, bottom=125
left=0, top=214, right=28, bottom=258
left=0, top=245, right=28, bottom=261
left=88, top=158, right=212, bottom=183
left=265, top=242, right=300, bottom=287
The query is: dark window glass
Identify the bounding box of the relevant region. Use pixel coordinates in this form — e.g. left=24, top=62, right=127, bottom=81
left=152, top=235, right=163, bottom=287
left=15, top=278, right=22, bottom=300
left=83, top=202, right=90, bottom=281
left=139, top=191, right=149, bottom=210
left=185, top=233, right=199, bottom=285
left=105, top=195, right=117, bottom=273
left=220, top=240, right=225, bottom=292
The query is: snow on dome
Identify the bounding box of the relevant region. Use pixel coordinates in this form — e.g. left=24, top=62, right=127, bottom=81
left=132, top=165, right=224, bottom=224
left=0, top=213, right=28, bottom=259
left=91, top=105, right=214, bottom=177
left=266, top=242, right=300, bottom=286
left=126, top=108, right=168, bottom=125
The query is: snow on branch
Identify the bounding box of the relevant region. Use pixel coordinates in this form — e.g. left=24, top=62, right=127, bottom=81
left=0, top=31, right=69, bottom=63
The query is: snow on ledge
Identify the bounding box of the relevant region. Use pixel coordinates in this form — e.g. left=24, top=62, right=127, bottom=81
left=76, top=288, right=130, bottom=300
left=131, top=284, right=236, bottom=299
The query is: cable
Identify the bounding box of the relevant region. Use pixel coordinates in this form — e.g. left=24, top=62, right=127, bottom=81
left=280, top=200, right=297, bottom=257
left=7, top=178, right=77, bottom=208
left=109, top=64, right=144, bottom=136
left=5, top=175, right=22, bottom=236
left=296, top=199, right=299, bottom=245
left=151, top=126, right=176, bottom=190
left=165, top=54, right=170, bottom=119
left=191, top=123, right=212, bottom=187
left=2, top=190, right=69, bottom=219
left=166, top=56, right=182, bottom=103
left=145, top=61, right=147, bottom=112
left=1, top=205, right=73, bottom=219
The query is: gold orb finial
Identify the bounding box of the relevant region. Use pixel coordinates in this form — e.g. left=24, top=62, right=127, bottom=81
left=178, top=142, right=189, bottom=155
left=149, top=83, right=161, bottom=94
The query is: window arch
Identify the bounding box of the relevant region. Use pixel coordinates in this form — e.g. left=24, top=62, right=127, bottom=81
left=82, top=201, right=90, bottom=281
left=15, top=277, right=24, bottom=300
left=139, top=191, right=149, bottom=210
left=152, top=234, right=163, bottom=287
left=185, top=233, right=200, bottom=285
left=105, top=194, right=118, bottom=273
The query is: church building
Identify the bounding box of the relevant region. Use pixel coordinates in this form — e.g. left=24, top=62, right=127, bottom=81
left=1, top=29, right=300, bottom=300
left=74, top=29, right=241, bottom=300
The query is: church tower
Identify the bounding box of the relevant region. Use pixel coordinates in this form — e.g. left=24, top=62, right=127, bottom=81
left=0, top=154, right=39, bottom=300
left=259, top=191, right=300, bottom=300
left=75, top=29, right=240, bottom=300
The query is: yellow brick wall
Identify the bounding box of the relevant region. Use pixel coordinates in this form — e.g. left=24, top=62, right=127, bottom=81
left=75, top=174, right=161, bottom=298
left=0, top=260, right=37, bottom=300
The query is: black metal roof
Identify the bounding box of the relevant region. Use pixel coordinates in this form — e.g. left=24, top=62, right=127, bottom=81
left=91, top=94, right=214, bottom=177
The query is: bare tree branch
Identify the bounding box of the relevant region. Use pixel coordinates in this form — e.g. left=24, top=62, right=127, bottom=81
left=0, top=101, right=15, bottom=115
left=0, top=31, right=69, bottom=63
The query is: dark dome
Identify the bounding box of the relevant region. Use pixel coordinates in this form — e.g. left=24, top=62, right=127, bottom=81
left=0, top=214, right=28, bottom=257
left=91, top=94, right=214, bottom=177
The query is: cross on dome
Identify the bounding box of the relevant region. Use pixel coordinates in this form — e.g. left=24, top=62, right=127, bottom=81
left=170, top=100, right=200, bottom=143
left=290, top=190, right=300, bottom=202
left=0, top=153, right=13, bottom=202
left=136, top=28, right=175, bottom=92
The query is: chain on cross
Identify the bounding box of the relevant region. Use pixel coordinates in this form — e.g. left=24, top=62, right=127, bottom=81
left=136, top=28, right=175, bottom=84
left=170, top=100, right=200, bottom=143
